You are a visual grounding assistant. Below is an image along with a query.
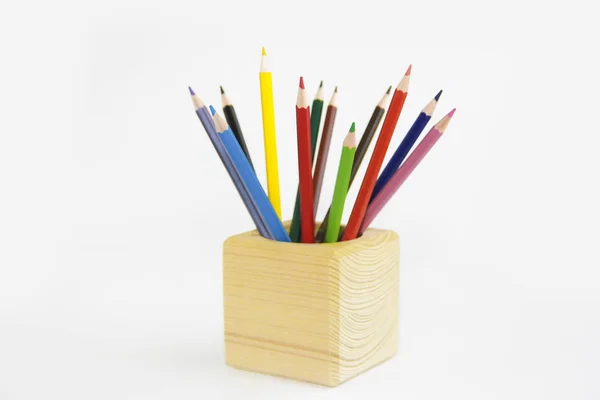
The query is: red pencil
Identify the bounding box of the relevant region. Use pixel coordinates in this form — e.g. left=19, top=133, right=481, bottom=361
left=341, top=65, right=412, bottom=241
left=296, top=77, right=315, bottom=243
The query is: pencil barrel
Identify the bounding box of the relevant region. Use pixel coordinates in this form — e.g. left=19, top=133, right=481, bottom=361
left=259, top=72, right=282, bottom=218
left=312, top=105, right=337, bottom=217
left=310, top=100, right=324, bottom=163
left=350, top=107, right=385, bottom=186
left=289, top=190, right=302, bottom=242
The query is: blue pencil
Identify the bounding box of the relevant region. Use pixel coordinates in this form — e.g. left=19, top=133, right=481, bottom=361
left=188, top=87, right=273, bottom=240
left=370, top=90, right=442, bottom=201
left=209, top=105, right=291, bottom=243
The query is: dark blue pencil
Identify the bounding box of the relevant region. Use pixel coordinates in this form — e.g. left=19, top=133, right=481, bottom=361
left=188, top=87, right=273, bottom=240
left=209, top=105, right=291, bottom=242
left=370, top=90, right=442, bottom=201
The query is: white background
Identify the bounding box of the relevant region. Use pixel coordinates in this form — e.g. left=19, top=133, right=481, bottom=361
left=1, top=1, right=599, bottom=399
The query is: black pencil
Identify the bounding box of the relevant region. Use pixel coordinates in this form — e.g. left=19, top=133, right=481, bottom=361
left=315, top=85, right=392, bottom=242
left=221, top=86, right=254, bottom=170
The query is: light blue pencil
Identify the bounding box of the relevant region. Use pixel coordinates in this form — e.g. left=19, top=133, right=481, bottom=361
left=209, top=105, right=291, bottom=242
left=188, top=87, right=273, bottom=240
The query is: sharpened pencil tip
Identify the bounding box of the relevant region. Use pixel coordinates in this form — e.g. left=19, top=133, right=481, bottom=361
left=209, top=105, right=216, bottom=116
left=386, top=85, right=392, bottom=94
left=262, top=46, right=266, bottom=56
left=448, top=108, right=456, bottom=118
left=435, top=90, right=443, bottom=101
left=220, top=86, right=225, bottom=95
left=334, top=86, right=338, bottom=93
left=319, top=80, right=323, bottom=88
left=188, top=86, right=195, bottom=96
left=350, top=122, right=355, bottom=132
left=344, top=127, right=357, bottom=148
left=299, top=76, right=305, bottom=89
left=405, top=64, right=412, bottom=75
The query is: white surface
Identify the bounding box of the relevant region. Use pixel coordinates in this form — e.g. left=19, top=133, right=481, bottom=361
left=1, top=1, right=599, bottom=399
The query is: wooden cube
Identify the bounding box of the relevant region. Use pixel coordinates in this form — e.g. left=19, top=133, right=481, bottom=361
left=222, top=224, right=400, bottom=387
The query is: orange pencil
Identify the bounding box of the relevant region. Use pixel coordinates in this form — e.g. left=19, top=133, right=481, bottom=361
left=341, top=65, right=411, bottom=241
left=296, top=77, right=315, bottom=243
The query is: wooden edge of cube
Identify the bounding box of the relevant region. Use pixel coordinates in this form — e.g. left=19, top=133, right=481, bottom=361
left=222, top=223, right=400, bottom=387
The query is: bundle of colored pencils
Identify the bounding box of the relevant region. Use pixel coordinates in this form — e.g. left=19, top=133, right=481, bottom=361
left=189, top=48, right=456, bottom=244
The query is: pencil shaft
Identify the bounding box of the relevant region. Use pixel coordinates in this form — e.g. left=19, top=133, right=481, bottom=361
left=289, top=191, right=301, bottom=242
left=351, top=106, right=386, bottom=187
left=312, top=104, right=337, bottom=217
left=259, top=71, right=282, bottom=219
left=325, top=144, right=355, bottom=243
left=310, top=99, right=324, bottom=162
left=342, top=86, right=408, bottom=241
left=315, top=105, right=384, bottom=242
left=223, top=104, right=254, bottom=171
left=217, top=122, right=291, bottom=242
left=296, top=104, right=315, bottom=243
left=194, top=107, right=273, bottom=239
left=360, top=127, right=443, bottom=233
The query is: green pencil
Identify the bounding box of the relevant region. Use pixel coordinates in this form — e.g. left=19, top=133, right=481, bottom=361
left=289, top=80, right=325, bottom=242
left=310, top=81, right=325, bottom=162
left=324, top=123, right=357, bottom=243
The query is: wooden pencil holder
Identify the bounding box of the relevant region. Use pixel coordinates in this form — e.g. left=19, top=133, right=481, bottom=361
left=222, top=222, right=400, bottom=387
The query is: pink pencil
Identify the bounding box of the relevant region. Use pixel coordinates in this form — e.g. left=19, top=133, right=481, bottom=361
left=359, top=108, right=456, bottom=233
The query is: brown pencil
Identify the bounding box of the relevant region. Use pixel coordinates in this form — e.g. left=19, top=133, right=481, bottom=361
left=312, top=86, right=338, bottom=217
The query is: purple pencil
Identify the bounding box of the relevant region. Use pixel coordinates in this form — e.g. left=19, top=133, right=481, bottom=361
left=188, top=87, right=273, bottom=240
left=359, top=108, right=456, bottom=233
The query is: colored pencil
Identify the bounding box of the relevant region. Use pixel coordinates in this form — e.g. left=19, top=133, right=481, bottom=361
left=324, top=123, right=356, bottom=243
left=310, top=81, right=325, bottom=161
left=209, top=105, right=291, bottom=242
left=220, top=86, right=254, bottom=171
left=351, top=86, right=393, bottom=186
left=312, top=86, right=338, bottom=217
left=371, top=90, right=442, bottom=201
left=341, top=65, right=412, bottom=241
left=360, top=109, right=456, bottom=233
left=295, top=77, right=315, bottom=243
left=188, top=87, right=272, bottom=240
left=289, top=82, right=326, bottom=241
left=289, top=189, right=302, bottom=242
left=259, top=47, right=282, bottom=219
left=315, top=85, right=391, bottom=242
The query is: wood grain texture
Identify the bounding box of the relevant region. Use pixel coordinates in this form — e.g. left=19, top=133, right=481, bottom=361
left=222, top=221, right=400, bottom=387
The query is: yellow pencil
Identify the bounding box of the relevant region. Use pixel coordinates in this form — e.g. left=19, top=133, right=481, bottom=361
left=259, top=47, right=282, bottom=219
